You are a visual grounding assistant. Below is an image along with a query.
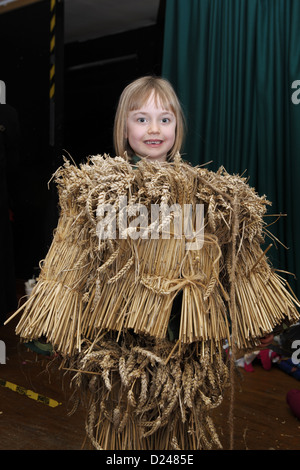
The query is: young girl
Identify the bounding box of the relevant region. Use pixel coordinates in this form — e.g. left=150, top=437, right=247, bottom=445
left=113, top=75, right=185, bottom=163
left=10, top=76, right=298, bottom=450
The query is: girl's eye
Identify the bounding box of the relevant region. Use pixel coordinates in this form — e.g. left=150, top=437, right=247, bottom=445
left=161, top=118, right=170, bottom=123
left=137, top=117, right=147, bottom=123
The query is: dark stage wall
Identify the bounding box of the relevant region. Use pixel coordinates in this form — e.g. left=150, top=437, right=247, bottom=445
left=0, top=1, right=51, bottom=280
left=0, top=0, right=164, bottom=280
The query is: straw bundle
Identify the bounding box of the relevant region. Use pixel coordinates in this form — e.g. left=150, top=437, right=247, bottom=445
left=10, top=156, right=136, bottom=355
left=233, top=239, right=299, bottom=348
left=8, top=153, right=299, bottom=357
left=11, top=160, right=99, bottom=355
left=14, top=208, right=96, bottom=354
left=67, top=333, right=230, bottom=450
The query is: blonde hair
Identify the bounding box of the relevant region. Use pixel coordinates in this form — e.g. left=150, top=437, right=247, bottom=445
left=113, top=76, right=185, bottom=161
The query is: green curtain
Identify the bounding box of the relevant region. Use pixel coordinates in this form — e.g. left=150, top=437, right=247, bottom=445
left=162, top=0, right=300, bottom=298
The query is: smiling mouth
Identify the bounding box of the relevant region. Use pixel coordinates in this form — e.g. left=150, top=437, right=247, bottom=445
left=144, top=140, right=163, bottom=145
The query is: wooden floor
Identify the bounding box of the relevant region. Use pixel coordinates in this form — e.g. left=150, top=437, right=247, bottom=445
left=0, top=316, right=88, bottom=450
left=0, top=283, right=300, bottom=451
left=212, top=363, right=300, bottom=450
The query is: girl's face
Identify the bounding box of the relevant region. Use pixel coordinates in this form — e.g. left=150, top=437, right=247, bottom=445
left=126, top=91, right=176, bottom=162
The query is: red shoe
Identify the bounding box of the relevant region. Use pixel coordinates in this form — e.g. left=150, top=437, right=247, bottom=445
left=286, top=389, right=300, bottom=419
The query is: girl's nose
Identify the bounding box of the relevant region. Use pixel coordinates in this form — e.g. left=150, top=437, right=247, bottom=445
left=148, top=121, right=160, bottom=133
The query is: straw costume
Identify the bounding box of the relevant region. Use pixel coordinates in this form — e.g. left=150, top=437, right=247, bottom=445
left=9, top=153, right=300, bottom=450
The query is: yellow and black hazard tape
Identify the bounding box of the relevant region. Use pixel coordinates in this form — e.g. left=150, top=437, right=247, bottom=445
left=0, top=378, right=62, bottom=408
left=49, top=0, right=56, bottom=101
